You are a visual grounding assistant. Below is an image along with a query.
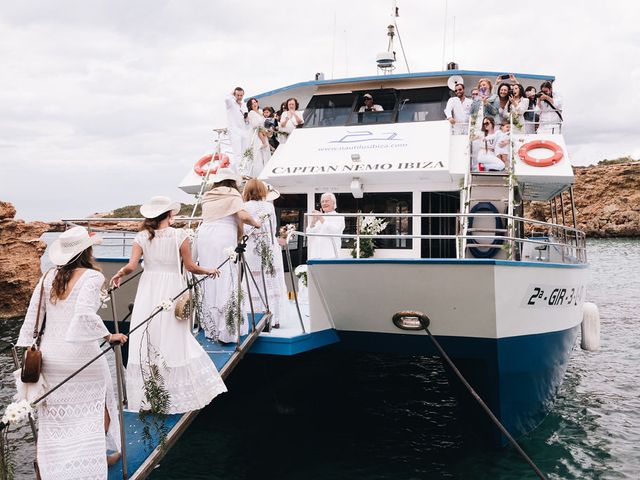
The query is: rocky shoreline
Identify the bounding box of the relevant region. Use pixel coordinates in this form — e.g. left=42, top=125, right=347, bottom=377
left=1, top=161, right=638, bottom=319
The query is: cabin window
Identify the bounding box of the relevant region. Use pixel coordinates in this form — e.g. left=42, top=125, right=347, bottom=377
left=274, top=194, right=308, bottom=270
left=396, top=87, right=449, bottom=124
left=315, top=192, right=413, bottom=250
left=303, top=93, right=355, bottom=128
left=421, top=192, right=459, bottom=259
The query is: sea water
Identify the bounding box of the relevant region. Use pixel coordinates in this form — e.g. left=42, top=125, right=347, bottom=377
left=1, top=239, right=638, bottom=479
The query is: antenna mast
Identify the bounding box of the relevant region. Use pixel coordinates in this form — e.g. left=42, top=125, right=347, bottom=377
left=376, top=1, right=410, bottom=75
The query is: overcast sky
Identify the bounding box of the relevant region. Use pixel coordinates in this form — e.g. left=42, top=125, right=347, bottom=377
left=1, top=0, right=638, bottom=221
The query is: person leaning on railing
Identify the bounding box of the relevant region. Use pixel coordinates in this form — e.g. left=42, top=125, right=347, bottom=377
left=15, top=226, right=127, bottom=477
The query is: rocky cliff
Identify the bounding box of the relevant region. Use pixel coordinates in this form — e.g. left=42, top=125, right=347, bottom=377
left=526, top=161, right=639, bottom=237
left=0, top=202, right=49, bottom=319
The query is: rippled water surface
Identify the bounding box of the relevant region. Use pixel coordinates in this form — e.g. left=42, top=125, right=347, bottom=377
left=1, top=238, right=638, bottom=479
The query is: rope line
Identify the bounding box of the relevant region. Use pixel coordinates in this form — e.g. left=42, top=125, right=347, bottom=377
left=418, top=318, right=547, bottom=480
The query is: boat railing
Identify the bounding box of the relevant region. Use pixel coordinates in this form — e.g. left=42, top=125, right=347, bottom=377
left=300, top=212, right=587, bottom=263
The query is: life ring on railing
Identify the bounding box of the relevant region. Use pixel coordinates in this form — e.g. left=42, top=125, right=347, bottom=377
left=518, top=140, right=563, bottom=167
left=193, top=153, right=231, bottom=176
left=467, top=202, right=504, bottom=259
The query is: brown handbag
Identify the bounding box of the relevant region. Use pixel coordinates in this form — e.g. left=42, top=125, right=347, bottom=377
left=21, top=269, right=52, bottom=383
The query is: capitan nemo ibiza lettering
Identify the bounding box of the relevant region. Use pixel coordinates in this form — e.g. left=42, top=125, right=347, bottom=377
left=271, top=161, right=445, bottom=175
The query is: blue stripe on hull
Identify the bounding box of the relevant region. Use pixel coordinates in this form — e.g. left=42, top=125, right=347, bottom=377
left=335, top=326, right=579, bottom=441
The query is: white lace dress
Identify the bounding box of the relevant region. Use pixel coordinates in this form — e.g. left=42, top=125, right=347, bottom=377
left=125, top=228, right=227, bottom=414
left=196, top=215, right=249, bottom=343
left=16, top=269, right=120, bottom=480
left=243, top=200, right=288, bottom=326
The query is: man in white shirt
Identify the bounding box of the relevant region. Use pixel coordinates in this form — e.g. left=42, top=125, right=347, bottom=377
left=535, top=81, right=563, bottom=134
left=358, top=93, right=384, bottom=112
left=307, top=192, right=345, bottom=259
left=224, top=87, right=249, bottom=168
left=444, top=83, right=473, bottom=135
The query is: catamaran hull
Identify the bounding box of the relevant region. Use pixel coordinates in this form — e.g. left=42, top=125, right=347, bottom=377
left=304, top=258, right=588, bottom=440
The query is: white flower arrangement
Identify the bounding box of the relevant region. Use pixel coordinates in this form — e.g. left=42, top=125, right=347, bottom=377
left=352, top=214, right=388, bottom=258
left=294, top=264, right=308, bottom=287
left=1, top=400, right=33, bottom=426
left=279, top=223, right=296, bottom=239
left=223, top=246, right=237, bottom=262
left=159, top=300, right=173, bottom=311
left=184, top=228, right=197, bottom=241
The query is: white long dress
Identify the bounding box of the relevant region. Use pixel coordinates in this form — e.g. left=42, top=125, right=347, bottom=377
left=16, top=269, right=120, bottom=480
left=306, top=211, right=346, bottom=259
left=197, top=215, right=249, bottom=343
left=126, top=228, right=227, bottom=414
left=243, top=200, right=288, bottom=326
left=245, top=110, right=271, bottom=177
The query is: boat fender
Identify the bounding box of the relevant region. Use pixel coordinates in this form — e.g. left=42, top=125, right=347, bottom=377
left=580, top=302, right=600, bottom=351
left=518, top=140, right=563, bottom=167
left=194, top=153, right=231, bottom=176
left=467, top=202, right=504, bottom=259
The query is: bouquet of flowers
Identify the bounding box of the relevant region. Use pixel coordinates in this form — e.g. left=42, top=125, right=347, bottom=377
left=279, top=223, right=296, bottom=239
left=351, top=214, right=388, bottom=258
left=1, top=400, right=34, bottom=478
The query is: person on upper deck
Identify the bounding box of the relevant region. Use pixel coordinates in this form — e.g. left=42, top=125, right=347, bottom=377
left=358, top=93, right=384, bottom=112
left=278, top=97, right=304, bottom=145
left=306, top=192, right=346, bottom=259
left=470, top=78, right=499, bottom=124
left=246, top=97, right=271, bottom=177
left=473, top=116, right=505, bottom=172
left=225, top=87, right=249, bottom=169
left=444, top=82, right=473, bottom=135
left=496, top=82, right=513, bottom=126
left=535, top=81, right=563, bottom=133
left=506, top=83, right=529, bottom=134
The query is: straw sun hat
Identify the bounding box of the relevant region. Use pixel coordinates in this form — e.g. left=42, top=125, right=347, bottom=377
left=207, top=167, right=242, bottom=186
left=139, top=196, right=181, bottom=219
left=49, top=226, right=103, bottom=266
left=263, top=182, right=280, bottom=201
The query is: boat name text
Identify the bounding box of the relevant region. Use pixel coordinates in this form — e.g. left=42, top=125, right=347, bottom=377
left=271, top=161, right=444, bottom=175
left=521, top=284, right=586, bottom=308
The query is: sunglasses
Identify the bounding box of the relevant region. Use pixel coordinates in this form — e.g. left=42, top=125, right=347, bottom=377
left=483, top=122, right=490, bottom=126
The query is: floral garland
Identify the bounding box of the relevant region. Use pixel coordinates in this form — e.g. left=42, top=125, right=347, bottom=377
left=1, top=400, right=33, bottom=479
left=254, top=213, right=275, bottom=277
left=222, top=247, right=245, bottom=336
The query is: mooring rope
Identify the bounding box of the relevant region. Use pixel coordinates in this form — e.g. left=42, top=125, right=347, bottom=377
left=417, top=317, right=547, bottom=480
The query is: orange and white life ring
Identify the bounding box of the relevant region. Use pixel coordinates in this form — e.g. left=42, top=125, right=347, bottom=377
left=193, top=153, right=231, bottom=176
left=518, top=140, right=563, bottom=167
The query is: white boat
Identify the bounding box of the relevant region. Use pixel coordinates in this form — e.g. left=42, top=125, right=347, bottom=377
left=56, top=14, right=589, bottom=479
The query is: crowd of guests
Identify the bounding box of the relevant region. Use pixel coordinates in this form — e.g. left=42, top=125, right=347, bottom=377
left=13, top=163, right=349, bottom=478
left=444, top=74, right=563, bottom=171
left=225, top=87, right=304, bottom=175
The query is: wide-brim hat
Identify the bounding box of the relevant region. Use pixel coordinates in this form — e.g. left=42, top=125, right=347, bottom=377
left=139, top=196, right=181, bottom=219
left=208, top=167, right=242, bottom=186
left=49, top=226, right=102, bottom=266
left=263, top=182, right=281, bottom=201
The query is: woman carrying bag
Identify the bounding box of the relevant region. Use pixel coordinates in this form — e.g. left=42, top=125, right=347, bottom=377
left=111, top=196, right=227, bottom=414
left=16, top=226, right=127, bottom=479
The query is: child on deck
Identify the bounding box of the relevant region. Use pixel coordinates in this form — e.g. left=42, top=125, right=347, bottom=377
left=495, top=122, right=511, bottom=171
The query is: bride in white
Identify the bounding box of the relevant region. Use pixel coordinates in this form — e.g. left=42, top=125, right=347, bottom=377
left=111, top=196, right=227, bottom=414
left=16, top=226, right=127, bottom=479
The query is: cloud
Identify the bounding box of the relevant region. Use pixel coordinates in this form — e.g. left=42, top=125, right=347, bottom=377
left=1, top=0, right=639, bottom=220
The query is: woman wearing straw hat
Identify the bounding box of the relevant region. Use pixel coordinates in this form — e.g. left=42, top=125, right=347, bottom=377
left=16, top=226, right=127, bottom=478
left=197, top=169, right=262, bottom=343
left=111, top=196, right=227, bottom=414
left=242, top=179, right=288, bottom=329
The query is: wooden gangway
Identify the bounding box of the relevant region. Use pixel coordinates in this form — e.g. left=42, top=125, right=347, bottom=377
left=107, top=314, right=270, bottom=480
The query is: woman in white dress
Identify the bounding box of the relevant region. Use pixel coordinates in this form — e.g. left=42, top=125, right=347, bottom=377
left=474, top=117, right=505, bottom=172
left=111, top=196, right=227, bottom=414
left=16, top=226, right=127, bottom=479
left=245, top=97, right=271, bottom=177
left=242, top=179, right=288, bottom=329
left=306, top=192, right=346, bottom=259
left=196, top=169, right=262, bottom=343
left=277, top=97, right=304, bottom=145
left=506, top=83, right=529, bottom=134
